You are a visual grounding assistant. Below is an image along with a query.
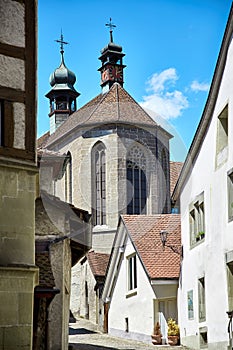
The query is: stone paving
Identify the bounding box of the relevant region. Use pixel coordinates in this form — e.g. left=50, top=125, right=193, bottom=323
left=69, top=318, right=191, bottom=350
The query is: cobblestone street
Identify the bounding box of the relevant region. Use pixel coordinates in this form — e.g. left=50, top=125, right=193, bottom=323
left=69, top=318, right=191, bottom=350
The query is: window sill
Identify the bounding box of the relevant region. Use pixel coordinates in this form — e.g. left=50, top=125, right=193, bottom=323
left=190, top=238, right=205, bottom=249
left=126, top=290, right=137, bottom=299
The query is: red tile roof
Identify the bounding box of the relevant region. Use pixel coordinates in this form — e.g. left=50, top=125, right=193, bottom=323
left=87, top=250, right=110, bottom=278
left=46, top=83, right=157, bottom=146
left=122, top=214, right=181, bottom=279
left=170, top=161, right=183, bottom=195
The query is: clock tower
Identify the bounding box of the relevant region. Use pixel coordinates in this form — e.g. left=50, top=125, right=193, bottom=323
left=98, top=18, right=126, bottom=92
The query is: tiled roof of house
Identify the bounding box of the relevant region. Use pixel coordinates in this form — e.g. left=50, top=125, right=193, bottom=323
left=87, top=250, right=110, bottom=278
left=35, top=251, right=55, bottom=288
left=37, top=131, right=50, bottom=148
left=170, top=161, right=183, bottom=195
left=122, top=214, right=181, bottom=279
left=46, top=83, right=157, bottom=146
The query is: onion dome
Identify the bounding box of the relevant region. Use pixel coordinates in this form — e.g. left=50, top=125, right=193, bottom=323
left=49, top=54, right=76, bottom=88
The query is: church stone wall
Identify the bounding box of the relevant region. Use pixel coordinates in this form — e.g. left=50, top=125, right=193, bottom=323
left=53, top=126, right=120, bottom=253
left=52, top=123, right=171, bottom=254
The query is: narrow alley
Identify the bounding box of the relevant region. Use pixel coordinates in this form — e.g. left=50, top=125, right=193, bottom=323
left=69, top=318, right=192, bottom=350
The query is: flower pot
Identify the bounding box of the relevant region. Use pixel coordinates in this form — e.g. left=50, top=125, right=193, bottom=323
left=168, top=335, right=179, bottom=345
left=151, top=334, right=162, bottom=345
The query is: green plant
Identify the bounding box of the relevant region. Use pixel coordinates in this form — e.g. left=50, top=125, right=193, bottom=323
left=167, top=318, right=179, bottom=336
left=196, top=231, right=205, bottom=240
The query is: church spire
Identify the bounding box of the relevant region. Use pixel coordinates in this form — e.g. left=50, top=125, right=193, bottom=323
left=55, top=29, right=68, bottom=64
left=45, top=32, right=80, bottom=134
left=105, top=17, right=116, bottom=43
left=98, top=18, right=126, bottom=93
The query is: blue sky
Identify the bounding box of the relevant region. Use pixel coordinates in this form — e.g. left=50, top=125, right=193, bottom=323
left=38, top=0, right=232, bottom=160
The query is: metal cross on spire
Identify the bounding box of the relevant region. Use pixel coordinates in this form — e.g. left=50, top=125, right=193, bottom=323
left=55, top=30, right=68, bottom=56
left=105, top=18, right=116, bottom=43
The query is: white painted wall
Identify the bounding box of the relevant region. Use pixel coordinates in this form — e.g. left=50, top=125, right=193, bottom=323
left=108, top=235, right=155, bottom=343
left=178, top=35, right=233, bottom=350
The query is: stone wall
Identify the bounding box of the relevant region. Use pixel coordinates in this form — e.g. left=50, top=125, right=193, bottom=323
left=71, top=259, right=97, bottom=324
left=0, top=1, right=38, bottom=348
left=35, top=197, right=72, bottom=350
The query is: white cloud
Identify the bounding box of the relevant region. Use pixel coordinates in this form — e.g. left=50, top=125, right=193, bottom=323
left=190, top=80, right=210, bottom=92
left=140, top=68, right=189, bottom=120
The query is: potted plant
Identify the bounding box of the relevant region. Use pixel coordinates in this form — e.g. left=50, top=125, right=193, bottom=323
left=167, top=318, right=180, bottom=345
left=196, top=231, right=205, bottom=242
left=151, top=321, right=162, bottom=345
left=199, top=231, right=205, bottom=239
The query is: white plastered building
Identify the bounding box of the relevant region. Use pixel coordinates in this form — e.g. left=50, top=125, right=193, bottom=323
left=173, top=4, right=233, bottom=349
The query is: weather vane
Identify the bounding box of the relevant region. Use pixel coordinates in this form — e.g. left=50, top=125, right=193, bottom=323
left=55, top=29, right=68, bottom=55
left=105, top=18, right=116, bottom=43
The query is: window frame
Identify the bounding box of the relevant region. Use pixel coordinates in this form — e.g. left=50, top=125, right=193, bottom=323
left=227, top=168, right=233, bottom=222
left=127, top=253, right=137, bottom=295
left=198, top=277, right=206, bottom=322
left=189, top=192, right=205, bottom=247
left=92, top=142, right=106, bottom=226
left=126, top=145, right=147, bottom=215
left=216, top=104, right=228, bottom=168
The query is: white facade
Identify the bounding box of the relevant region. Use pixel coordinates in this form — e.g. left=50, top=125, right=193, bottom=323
left=176, top=8, right=233, bottom=350
left=107, top=234, right=155, bottom=343
left=102, top=217, right=180, bottom=345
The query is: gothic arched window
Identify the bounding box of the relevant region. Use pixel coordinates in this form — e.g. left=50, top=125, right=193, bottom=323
left=65, top=152, right=72, bottom=203
left=161, top=148, right=168, bottom=213
left=127, top=145, right=147, bottom=214
left=92, top=143, right=106, bottom=226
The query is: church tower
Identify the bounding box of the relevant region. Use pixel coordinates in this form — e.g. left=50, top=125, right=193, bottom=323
left=98, top=18, right=126, bottom=93
left=44, top=22, right=172, bottom=253
left=42, top=21, right=173, bottom=324
left=46, top=33, right=80, bottom=134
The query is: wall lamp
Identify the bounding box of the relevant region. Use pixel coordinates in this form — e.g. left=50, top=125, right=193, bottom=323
left=160, top=230, right=183, bottom=257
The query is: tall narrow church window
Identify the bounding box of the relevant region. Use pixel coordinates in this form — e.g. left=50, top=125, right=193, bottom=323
left=161, top=149, right=168, bottom=213
left=65, top=152, right=72, bottom=203
left=92, top=143, right=106, bottom=225
left=127, top=145, right=147, bottom=214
